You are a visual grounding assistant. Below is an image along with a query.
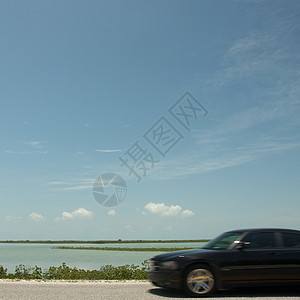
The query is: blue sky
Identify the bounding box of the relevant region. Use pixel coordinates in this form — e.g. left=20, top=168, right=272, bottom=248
left=0, top=0, right=299, bottom=240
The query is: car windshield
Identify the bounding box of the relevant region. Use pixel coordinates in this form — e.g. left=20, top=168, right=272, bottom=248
left=203, top=232, right=243, bottom=250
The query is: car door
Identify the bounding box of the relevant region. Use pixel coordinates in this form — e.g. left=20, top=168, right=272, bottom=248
left=274, top=231, right=300, bottom=282
left=222, top=231, right=282, bottom=286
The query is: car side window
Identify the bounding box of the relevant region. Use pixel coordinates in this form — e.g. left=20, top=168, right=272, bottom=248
left=243, top=232, right=276, bottom=249
left=282, top=233, right=300, bottom=248
left=212, top=234, right=241, bottom=249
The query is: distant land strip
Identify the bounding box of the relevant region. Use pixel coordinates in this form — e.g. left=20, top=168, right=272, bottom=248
left=0, top=239, right=209, bottom=244
left=53, top=246, right=199, bottom=251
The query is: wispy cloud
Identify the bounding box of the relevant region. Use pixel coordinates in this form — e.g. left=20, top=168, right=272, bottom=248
left=150, top=136, right=300, bottom=181
left=6, top=141, right=48, bottom=155
left=49, top=181, right=69, bottom=185
left=94, top=149, right=122, bottom=153
left=5, top=216, right=22, bottom=222
left=49, top=169, right=127, bottom=191
left=23, top=141, right=44, bottom=149
left=146, top=9, right=300, bottom=182
left=57, top=185, right=93, bottom=191
left=49, top=178, right=94, bottom=191
left=211, top=17, right=300, bottom=89
left=6, top=150, right=48, bottom=154
left=127, top=101, right=300, bottom=181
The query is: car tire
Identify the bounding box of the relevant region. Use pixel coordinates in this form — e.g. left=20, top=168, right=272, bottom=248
left=183, top=264, right=216, bottom=297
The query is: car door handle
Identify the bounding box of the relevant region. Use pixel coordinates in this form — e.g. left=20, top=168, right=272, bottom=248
left=270, top=252, right=280, bottom=256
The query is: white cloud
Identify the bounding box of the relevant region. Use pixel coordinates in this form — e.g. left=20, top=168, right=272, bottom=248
left=108, top=210, right=116, bottom=216
left=55, top=208, right=94, bottom=221
left=144, top=202, right=194, bottom=217
left=29, top=212, right=45, bottom=222
left=181, top=210, right=195, bottom=217
left=145, top=202, right=182, bottom=217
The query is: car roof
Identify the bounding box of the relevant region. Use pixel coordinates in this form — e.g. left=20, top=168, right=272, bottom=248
left=226, top=228, right=300, bottom=234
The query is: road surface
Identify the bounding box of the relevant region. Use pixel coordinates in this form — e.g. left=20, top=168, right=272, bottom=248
left=0, top=281, right=300, bottom=300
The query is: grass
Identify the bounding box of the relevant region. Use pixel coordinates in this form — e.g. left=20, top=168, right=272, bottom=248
left=53, top=246, right=199, bottom=251
left=0, top=262, right=149, bottom=280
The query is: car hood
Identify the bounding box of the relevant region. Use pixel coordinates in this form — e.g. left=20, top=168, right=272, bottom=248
left=151, top=248, right=212, bottom=261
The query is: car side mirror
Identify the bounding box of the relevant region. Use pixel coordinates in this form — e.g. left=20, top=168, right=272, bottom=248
left=236, top=241, right=251, bottom=249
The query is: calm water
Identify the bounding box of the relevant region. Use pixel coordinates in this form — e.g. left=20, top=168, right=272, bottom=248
left=0, top=242, right=206, bottom=273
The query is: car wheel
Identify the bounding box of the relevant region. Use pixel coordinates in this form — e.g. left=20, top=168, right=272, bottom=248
left=183, top=264, right=216, bottom=297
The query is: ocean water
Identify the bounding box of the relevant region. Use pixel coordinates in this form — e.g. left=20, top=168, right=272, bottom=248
left=0, top=242, right=206, bottom=273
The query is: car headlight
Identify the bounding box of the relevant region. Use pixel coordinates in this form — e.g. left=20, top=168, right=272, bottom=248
left=148, top=260, right=156, bottom=270
left=160, top=261, right=178, bottom=270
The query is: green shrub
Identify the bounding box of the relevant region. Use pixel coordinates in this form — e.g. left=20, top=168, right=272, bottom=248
left=0, top=261, right=149, bottom=280
left=0, top=266, right=7, bottom=278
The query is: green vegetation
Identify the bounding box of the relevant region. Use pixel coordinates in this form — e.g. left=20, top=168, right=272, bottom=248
left=0, top=239, right=209, bottom=244
left=53, top=246, right=198, bottom=251
left=0, top=262, right=148, bottom=280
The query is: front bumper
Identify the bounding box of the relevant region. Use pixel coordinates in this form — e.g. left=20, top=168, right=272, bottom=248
left=147, top=270, right=182, bottom=289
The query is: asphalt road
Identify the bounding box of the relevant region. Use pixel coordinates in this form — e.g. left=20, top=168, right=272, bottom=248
left=0, top=281, right=300, bottom=300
